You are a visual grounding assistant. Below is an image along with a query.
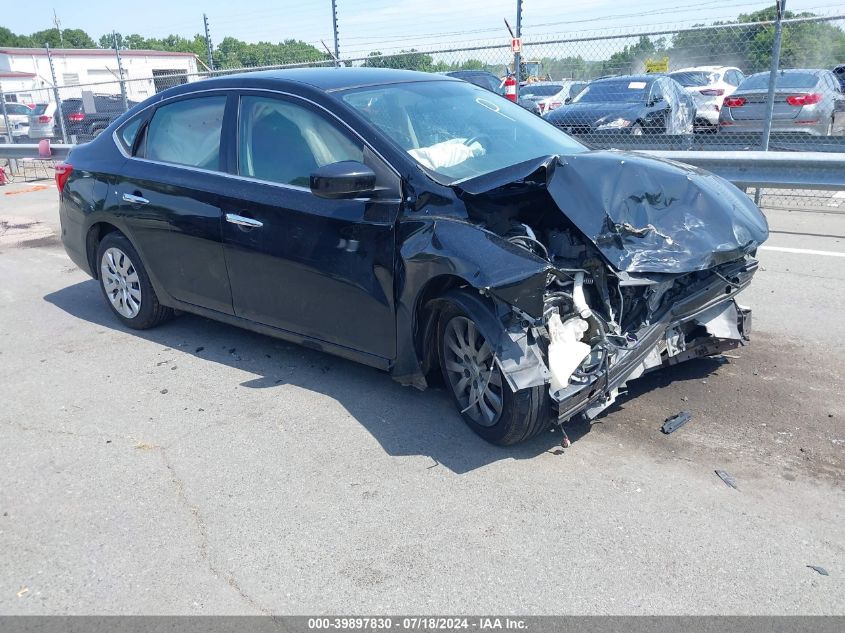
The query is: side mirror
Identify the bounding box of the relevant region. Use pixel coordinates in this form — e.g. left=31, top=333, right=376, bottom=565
left=564, top=96, right=572, bottom=104
left=650, top=95, right=665, bottom=106
left=310, top=161, right=377, bottom=200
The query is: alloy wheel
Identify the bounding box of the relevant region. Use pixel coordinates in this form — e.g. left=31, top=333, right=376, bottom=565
left=443, top=316, right=504, bottom=427
left=100, top=247, right=142, bottom=319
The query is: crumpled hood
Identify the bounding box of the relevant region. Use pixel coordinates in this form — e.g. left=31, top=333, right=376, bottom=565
left=546, top=103, right=644, bottom=128
left=456, top=150, right=769, bottom=274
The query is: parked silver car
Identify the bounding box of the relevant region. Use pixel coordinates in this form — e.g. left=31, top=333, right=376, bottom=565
left=0, top=102, right=33, bottom=140
left=28, top=102, right=59, bottom=140
left=719, top=69, right=845, bottom=136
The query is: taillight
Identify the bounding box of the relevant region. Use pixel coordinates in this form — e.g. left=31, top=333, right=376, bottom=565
left=548, top=101, right=562, bottom=110
left=68, top=112, right=85, bottom=122
left=786, top=93, right=822, bottom=106
left=38, top=115, right=52, bottom=123
left=55, top=163, right=73, bottom=192
left=723, top=97, right=746, bottom=107
left=538, top=102, right=546, bottom=112
left=700, top=88, right=725, bottom=96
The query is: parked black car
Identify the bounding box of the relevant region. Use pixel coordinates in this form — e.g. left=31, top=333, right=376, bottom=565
left=833, top=64, right=845, bottom=91
left=443, top=70, right=541, bottom=114
left=545, top=74, right=695, bottom=135
left=61, top=95, right=139, bottom=140
left=57, top=68, right=767, bottom=445
left=29, top=95, right=139, bottom=141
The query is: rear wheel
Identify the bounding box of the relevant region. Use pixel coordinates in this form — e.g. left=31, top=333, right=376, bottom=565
left=96, top=232, right=173, bottom=329
left=438, top=303, right=550, bottom=445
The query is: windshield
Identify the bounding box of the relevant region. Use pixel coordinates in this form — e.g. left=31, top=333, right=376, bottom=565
left=669, top=71, right=716, bottom=87
left=339, top=80, right=585, bottom=183
left=740, top=72, right=818, bottom=90
left=572, top=80, right=651, bottom=104
left=522, top=85, right=563, bottom=98
left=32, top=104, right=49, bottom=115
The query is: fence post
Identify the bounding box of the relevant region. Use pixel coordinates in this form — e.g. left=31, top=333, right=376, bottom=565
left=46, top=44, right=68, bottom=144
left=113, top=32, right=130, bottom=112
left=760, top=0, right=786, bottom=151
left=331, top=0, right=341, bottom=67
left=514, top=0, right=522, bottom=102
left=0, top=82, right=13, bottom=145
left=203, top=14, right=214, bottom=71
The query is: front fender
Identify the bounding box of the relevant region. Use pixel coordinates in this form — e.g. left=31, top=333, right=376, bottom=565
left=390, top=218, right=552, bottom=389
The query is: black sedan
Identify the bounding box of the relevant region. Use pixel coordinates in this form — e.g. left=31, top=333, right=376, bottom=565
left=57, top=68, right=767, bottom=445
left=545, top=74, right=695, bottom=135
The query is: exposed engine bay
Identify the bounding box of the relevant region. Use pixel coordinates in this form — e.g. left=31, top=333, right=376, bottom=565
left=450, top=151, right=765, bottom=425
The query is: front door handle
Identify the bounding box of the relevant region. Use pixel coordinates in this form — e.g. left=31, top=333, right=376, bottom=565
left=225, top=213, right=263, bottom=228
left=122, top=192, right=149, bottom=205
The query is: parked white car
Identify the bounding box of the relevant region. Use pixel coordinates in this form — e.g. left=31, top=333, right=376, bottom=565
left=0, top=102, right=33, bottom=140
left=669, top=66, right=745, bottom=131
left=520, top=80, right=579, bottom=115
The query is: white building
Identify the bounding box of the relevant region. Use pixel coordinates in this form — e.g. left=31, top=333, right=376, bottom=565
left=0, top=47, right=203, bottom=105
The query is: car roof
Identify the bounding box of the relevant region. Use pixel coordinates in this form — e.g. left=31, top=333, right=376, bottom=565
left=593, top=74, right=661, bottom=83
left=670, top=66, right=735, bottom=72
left=747, top=68, right=824, bottom=76
left=523, top=81, right=567, bottom=87
left=231, top=67, right=458, bottom=92
left=444, top=70, right=495, bottom=76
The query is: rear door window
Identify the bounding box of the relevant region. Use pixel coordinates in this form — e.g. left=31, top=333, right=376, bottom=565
left=145, top=95, right=226, bottom=170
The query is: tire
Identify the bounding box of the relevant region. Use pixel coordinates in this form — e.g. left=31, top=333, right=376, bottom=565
left=96, top=232, right=173, bottom=329
left=438, top=301, right=550, bottom=445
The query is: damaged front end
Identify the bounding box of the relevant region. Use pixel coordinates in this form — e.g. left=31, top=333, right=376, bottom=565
left=453, top=150, right=768, bottom=424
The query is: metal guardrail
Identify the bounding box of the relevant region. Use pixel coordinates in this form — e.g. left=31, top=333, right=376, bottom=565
left=639, top=151, right=845, bottom=191
left=2, top=144, right=843, bottom=192
left=0, top=143, right=73, bottom=161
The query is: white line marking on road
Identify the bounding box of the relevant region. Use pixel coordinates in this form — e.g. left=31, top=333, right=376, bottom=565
left=760, top=245, right=845, bottom=258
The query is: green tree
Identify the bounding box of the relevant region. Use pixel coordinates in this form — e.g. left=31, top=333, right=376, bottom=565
left=668, top=9, right=845, bottom=73
left=0, top=26, right=33, bottom=47
left=363, top=49, right=436, bottom=71
left=601, top=36, right=668, bottom=76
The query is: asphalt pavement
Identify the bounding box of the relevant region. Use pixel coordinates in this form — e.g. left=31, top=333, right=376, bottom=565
left=0, top=182, right=842, bottom=614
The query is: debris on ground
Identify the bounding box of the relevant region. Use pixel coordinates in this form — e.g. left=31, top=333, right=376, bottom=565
left=807, top=565, right=829, bottom=576
left=16, top=587, right=28, bottom=597
left=195, top=346, right=204, bottom=353
left=661, top=411, right=692, bottom=434
left=159, top=389, right=168, bottom=395
left=715, top=469, right=739, bottom=490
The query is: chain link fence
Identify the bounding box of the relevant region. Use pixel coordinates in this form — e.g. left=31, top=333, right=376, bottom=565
left=2, top=9, right=844, bottom=209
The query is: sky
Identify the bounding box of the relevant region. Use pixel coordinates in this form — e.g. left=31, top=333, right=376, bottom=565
left=3, top=0, right=843, bottom=58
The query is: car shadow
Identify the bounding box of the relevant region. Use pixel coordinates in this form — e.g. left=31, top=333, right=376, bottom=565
left=45, top=280, right=571, bottom=474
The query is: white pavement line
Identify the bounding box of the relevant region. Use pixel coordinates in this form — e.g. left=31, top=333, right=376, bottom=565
left=759, top=245, right=845, bottom=258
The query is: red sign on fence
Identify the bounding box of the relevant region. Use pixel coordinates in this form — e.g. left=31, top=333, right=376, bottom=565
left=511, top=37, right=522, bottom=53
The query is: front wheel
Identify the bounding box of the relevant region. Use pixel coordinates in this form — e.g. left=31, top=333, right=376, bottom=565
left=438, top=303, right=550, bottom=445
left=96, top=232, right=173, bottom=329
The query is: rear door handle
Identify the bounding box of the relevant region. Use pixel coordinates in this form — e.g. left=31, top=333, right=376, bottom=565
left=122, top=193, right=149, bottom=205
left=225, top=213, right=263, bottom=228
